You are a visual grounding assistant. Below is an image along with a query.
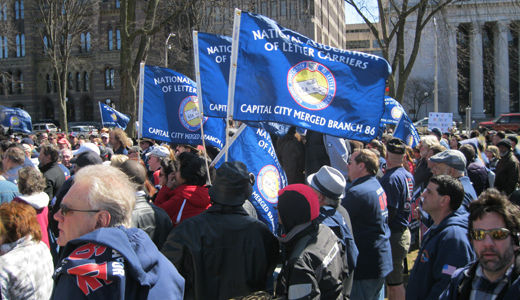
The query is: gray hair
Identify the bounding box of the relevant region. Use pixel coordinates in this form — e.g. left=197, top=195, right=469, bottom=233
left=74, top=165, right=136, bottom=227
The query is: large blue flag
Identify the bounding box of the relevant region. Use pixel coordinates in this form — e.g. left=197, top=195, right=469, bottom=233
left=139, top=65, right=225, bottom=149
left=228, top=10, right=391, bottom=142
left=394, top=113, right=421, bottom=148
left=381, top=97, right=405, bottom=125
left=98, top=102, right=130, bottom=129
left=0, top=106, right=32, bottom=133
left=214, top=124, right=287, bottom=232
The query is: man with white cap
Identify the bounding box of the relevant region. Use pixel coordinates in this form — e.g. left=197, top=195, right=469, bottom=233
left=307, top=165, right=358, bottom=299
left=379, top=138, right=414, bottom=300
left=146, top=145, right=170, bottom=186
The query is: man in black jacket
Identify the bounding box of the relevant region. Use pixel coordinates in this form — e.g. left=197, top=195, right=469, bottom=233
left=161, top=161, right=279, bottom=300
left=38, top=144, right=65, bottom=199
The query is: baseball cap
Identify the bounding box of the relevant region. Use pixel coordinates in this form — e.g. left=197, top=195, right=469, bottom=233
left=72, top=142, right=101, bottom=156
left=70, top=151, right=103, bottom=168
left=146, top=146, right=170, bottom=158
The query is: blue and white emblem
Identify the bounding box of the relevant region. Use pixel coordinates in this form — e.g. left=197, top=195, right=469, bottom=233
left=287, top=61, right=336, bottom=110
left=257, top=165, right=281, bottom=204
left=178, top=96, right=207, bottom=132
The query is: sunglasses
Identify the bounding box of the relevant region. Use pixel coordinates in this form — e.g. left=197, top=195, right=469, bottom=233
left=470, top=228, right=511, bottom=241
left=59, top=203, right=100, bottom=216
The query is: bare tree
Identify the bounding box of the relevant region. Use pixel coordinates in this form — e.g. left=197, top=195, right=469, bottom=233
left=344, top=0, right=460, bottom=102
left=118, top=0, right=226, bottom=136
left=403, top=78, right=432, bottom=121
left=33, top=0, right=98, bottom=131
left=0, top=0, right=18, bottom=97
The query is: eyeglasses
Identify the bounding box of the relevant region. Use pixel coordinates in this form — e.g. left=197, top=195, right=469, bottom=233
left=470, top=228, right=511, bottom=241
left=59, top=204, right=100, bottom=216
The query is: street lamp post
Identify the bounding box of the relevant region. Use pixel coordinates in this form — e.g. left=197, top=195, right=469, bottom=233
left=164, top=33, right=176, bottom=67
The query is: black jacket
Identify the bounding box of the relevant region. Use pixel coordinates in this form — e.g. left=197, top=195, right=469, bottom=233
left=161, top=203, right=279, bottom=300
left=495, top=151, right=519, bottom=195
left=39, top=161, right=65, bottom=200
left=276, top=223, right=345, bottom=300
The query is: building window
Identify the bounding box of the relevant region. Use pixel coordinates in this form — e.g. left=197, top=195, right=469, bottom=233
left=68, top=72, right=73, bottom=89
left=83, top=72, right=89, bottom=91
left=1, top=3, right=7, bottom=21
left=53, top=73, right=57, bottom=93
left=116, top=29, right=121, bottom=50
left=7, top=71, right=13, bottom=94
left=108, top=29, right=113, bottom=50
left=105, top=68, right=114, bottom=89
left=346, top=40, right=370, bottom=49
left=0, top=36, right=6, bottom=59
left=280, top=0, right=287, bottom=17
left=372, top=40, right=380, bottom=48
left=16, top=72, right=23, bottom=94
left=80, top=32, right=91, bottom=52
left=260, top=2, right=267, bottom=14
left=43, top=36, right=49, bottom=53
left=14, top=0, right=23, bottom=19
left=115, top=0, right=120, bottom=8
left=76, top=72, right=81, bottom=91
left=46, top=74, right=51, bottom=93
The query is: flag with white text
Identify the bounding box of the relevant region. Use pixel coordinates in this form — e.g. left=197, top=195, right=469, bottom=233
left=228, top=10, right=391, bottom=142
left=98, top=102, right=130, bottom=129
left=139, top=65, right=225, bottom=149
left=393, top=113, right=420, bottom=148
left=381, top=97, right=405, bottom=125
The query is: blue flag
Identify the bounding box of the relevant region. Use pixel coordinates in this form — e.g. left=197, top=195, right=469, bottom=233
left=0, top=106, right=32, bottom=133
left=98, top=102, right=130, bottom=129
left=228, top=10, right=391, bottom=142
left=215, top=125, right=287, bottom=232
left=194, top=32, right=232, bottom=118
left=139, top=65, right=225, bottom=149
left=381, top=97, right=405, bottom=125
left=394, top=113, right=421, bottom=148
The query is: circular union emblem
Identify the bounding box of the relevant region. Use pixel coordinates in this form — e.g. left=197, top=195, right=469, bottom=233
left=10, top=116, right=20, bottom=126
left=257, top=165, right=280, bottom=204
left=391, top=107, right=403, bottom=120
left=287, top=61, right=336, bottom=110
left=178, top=96, right=207, bottom=132
left=110, top=113, right=117, bottom=121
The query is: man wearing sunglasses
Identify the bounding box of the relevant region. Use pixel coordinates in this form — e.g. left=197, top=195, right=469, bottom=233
left=440, top=188, right=520, bottom=299
left=407, top=175, right=475, bottom=300
left=51, top=165, right=184, bottom=300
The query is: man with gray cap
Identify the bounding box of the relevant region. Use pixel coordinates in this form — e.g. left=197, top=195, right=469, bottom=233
left=495, top=138, right=519, bottom=195
left=429, top=149, right=477, bottom=211
left=379, top=138, right=414, bottom=300
left=307, top=165, right=357, bottom=299
left=161, top=161, right=279, bottom=300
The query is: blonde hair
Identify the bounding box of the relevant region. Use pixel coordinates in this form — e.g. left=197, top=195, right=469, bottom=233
left=110, top=154, right=129, bottom=168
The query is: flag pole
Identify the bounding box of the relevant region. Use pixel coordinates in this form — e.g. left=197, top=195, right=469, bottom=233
left=137, top=62, right=146, bottom=162
left=193, top=30, right=212, bottom=185
left=210, top=122, right=247, bottom=168
left=225, top=8, right=242, bottom=162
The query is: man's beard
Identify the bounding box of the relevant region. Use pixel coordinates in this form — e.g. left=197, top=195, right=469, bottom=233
left=478, top=245, right=515, bottom=275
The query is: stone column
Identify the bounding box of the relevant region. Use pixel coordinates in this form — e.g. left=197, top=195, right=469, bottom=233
left=447, top=23, right=460, bottom=120
left=495, top=21, right=510, bottom=115
left=470, top=22, right=486, bottom=118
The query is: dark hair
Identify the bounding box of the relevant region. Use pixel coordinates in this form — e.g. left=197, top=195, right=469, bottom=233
left=354, top=149, right=379, bottom=176
left=17, top=167, right=46, bottom=195
left=3, top=146, right=25, bottom=165
left=459, top=144, right=476, bottom=165
left=40, top=144, right=60, bottom=163
left=469, top=188, right=520, bottom=244
left=119, top=159, right=147, bottom=187
left=496, top=131, right=506, bottom=139
left=178, top=152, right=207, bottom=186
left=0, top=201, right=42, bottom=243
left=429, top=175, right=464, bottom=211
left=160, top=158, right=176, bottom=177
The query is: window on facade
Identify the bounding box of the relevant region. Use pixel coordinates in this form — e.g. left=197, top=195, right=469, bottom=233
left=105, top=68, right=114, bottom=89
left=46, top=74, right=51, bottom=93
left=76, top=72, right=81, bottom=91
left=1, top=3, right=6, bottom=21
left=0, top=75, right=4, bottom=95
left=15, top=1, right=19, bottom=19
left=260, top=2, right=267, bottom=14
left=108, top=29, right=113, bottom=50
left=373, top=40, right=380, bottom=48
left=86, top=32, right=91, bottom=52
left=3, top=36, right=7, bottom=58
left=83, top=72, right=89, bottom=91
left=68, top=72, right=73, bottom=89
left=0, top=37, right=4, bottom=59
left=115, top=0, right=120, bottom=8
left=20, top=0, right=23, bottom=19
left=271, top=1, right=277, bottom=16
left=15, top=34, right=24, bottom=57
left=7, top=71, right=13, bottom=94
left=116, top=29, right=121, bottom=50
left=280, top=0, right=287, bottom=17
left=53, top=73, right=57, bottom=93
left=80, top=32, right=91, bottom=53
left=43, top=36, right=49, bottom=53
left=346, top=40, right=370, bottom=49
left=17, top=72, right=23, bottom=94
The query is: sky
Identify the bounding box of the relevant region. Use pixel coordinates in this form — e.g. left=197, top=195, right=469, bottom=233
left=344, top=0, right=379, bottom=24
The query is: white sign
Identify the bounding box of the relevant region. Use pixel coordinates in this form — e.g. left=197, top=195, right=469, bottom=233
left=428, top=112, right=453, bottom=133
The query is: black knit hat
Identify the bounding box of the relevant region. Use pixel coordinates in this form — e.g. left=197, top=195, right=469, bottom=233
left=209, top=161, right=254, bottom=206
left=387, top=138, right=406, bottom=155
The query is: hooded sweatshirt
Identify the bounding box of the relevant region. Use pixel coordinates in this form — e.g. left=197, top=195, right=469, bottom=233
left=51, top=226, right=184, bottom=300
left=14, top=192, right=50, bottom=248
left=155, top=184, right=211, bottom=225
left=406, top=210, right=475, bottom=300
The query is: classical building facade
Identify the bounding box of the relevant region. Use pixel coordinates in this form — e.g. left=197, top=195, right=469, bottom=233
left=405, top=0, right=520, bottom=120
left=0, top=0, right=346, bottom=125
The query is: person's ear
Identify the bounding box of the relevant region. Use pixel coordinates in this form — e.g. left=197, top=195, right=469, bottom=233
left=96, top=211, right=111, bottom=228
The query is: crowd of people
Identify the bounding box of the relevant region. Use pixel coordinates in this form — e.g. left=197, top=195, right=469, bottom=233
left=1, top=125, right=520, bottom=300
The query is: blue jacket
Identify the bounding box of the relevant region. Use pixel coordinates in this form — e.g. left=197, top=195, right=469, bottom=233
left=459, top=176, right=478, bottom=211
left=52, top=227, right=184, bottom=300
left=406, top=210, right=475, bottom=300
left=379, top=166, right=414, bottom=231
left=439, top=253, right=520, bottom=300
left=342, top=175, right=392, bottom=280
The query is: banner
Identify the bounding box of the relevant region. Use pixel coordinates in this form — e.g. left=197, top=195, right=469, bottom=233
left=381, top=97, right=404, bottom=125
left=0, top=106, right=32, bottom=133
left=214, top=124, right=287, bottom=232
left=394, top=113, right=421, bottom=148
left=228, top=10, right=391, bottom=142
left=428, top=112, right=454, bottom=133
left=98, top=102, right=130, bottom=129
left=139, top=65, right=225, bottom=149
